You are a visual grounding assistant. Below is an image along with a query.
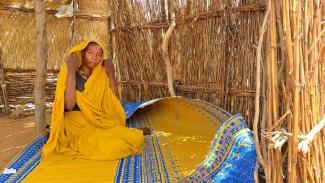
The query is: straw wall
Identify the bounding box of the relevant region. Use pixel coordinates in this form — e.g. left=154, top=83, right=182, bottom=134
left=259, top=1, right=325, bottom=182
left=107, top=0, right=267, bottom=126
left=0, top=0, right=109, bottom=70
left=0, top=0, right=324, bottom=182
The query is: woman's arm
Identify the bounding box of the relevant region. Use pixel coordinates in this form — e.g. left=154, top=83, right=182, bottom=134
left=103, top=60, right=119, bottom=99
left=109, top=73, right=119, bottom=99
left=64, top=53, right=80, bottom=110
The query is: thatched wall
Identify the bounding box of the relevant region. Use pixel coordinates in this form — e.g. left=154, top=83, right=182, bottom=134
left=0, top=0, right=268, bottom=125
left=0, top=0, right=324, bottom=182
left=107, top=1, right=267, bottom=125
left=0, top=0, right=109, bottom=70
left=3, top=69, right=57, bottom=105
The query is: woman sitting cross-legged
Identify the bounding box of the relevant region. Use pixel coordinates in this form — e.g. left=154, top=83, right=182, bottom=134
left=42, top=40, right=151, bottom=160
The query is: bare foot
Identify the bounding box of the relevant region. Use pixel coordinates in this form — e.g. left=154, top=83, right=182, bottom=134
left=138, top=127, right=152, bottom=135
left=46, top=124, right=51, bottom=133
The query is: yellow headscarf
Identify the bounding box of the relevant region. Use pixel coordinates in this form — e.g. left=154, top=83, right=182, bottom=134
left=42, top=40, right=126, bottom=158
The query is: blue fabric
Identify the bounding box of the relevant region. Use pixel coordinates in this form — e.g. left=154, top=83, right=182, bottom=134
left=1, top=98, right=257, bottom=183
left=121, top=100, right=149, bottom=119
left=181, top=114, right=256, bottom=183
left=117, top=99, right=257, bottom=183
left=0, top=133, right=49, bottom=183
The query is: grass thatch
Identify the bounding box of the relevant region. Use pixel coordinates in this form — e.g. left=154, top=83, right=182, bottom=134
left=0, top=0, right=324, bottom=182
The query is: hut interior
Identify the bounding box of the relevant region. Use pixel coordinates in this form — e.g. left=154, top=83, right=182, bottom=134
left=0, top=0, right=324, bottom=182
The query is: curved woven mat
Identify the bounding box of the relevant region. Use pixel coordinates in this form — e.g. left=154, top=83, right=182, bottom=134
left=0, top=97, right=256, bottom=182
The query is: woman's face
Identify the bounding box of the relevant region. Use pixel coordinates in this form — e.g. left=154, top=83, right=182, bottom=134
left=82, top=42, right=103, bottom=69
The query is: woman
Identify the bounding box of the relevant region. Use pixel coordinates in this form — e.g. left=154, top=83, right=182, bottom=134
left=42, top=40, right=148, bottom=160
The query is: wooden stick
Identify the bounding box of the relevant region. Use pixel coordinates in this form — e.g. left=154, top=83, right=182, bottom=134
left=289, top=0, right=300, bottom=182
left=268, top=110, right=291, bottom=131
left=161, top=0, right=176, bottom=97
left=253, top=0, right=270, bottom=175
left=269, top=2, right=280, bottom=181
left=307, top=27, right=325, bottom=55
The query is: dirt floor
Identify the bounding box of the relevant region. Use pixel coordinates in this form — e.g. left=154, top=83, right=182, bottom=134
left=0, top=113, right=51, bottom=171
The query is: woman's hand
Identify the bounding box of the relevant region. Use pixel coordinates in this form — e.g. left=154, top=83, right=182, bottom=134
left=102, top=59, right=115, bottom=76
left=66, top=53, right=80, bottom=72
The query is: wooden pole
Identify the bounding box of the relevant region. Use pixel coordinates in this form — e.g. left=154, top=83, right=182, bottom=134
left=268, top=1, right=281, bottom=182
left=289, top=0, right=300, bottom=182
left=71, top=0, right=76, bottom=44
left=0, top=48, right=10, bottom=113
left=161, top=0, right=166, bottom=20
left=222, top=1, right=231, bottom=109
left=254, top=0, right=270, bottom=181
left=161, top=0, right=176, bottom=97
left=35, top=0, right=48, bottom=134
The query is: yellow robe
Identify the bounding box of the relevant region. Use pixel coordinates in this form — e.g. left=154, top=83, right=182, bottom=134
left=42, top=40, right=144, bottom=160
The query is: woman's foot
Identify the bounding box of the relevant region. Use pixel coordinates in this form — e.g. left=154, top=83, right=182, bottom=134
left=138, top=127, right=152, bottom=135
left=46, top=124, right=51, bottom=133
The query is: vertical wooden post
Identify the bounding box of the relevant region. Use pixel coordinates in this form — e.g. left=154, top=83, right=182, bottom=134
left=222, top=1, right=231, bottom=109
left=161, top=0, right=166, bottom=20
left=71, top=0, right=76, bottom=44
left=268, top=0, right=281, bottom=182
left=0, top=48, right=9, bottom=113
left=254, top=0, right=271, bottom=182
left=35, top=0, right=48, bottom=134
left=162, top=0, right=176, bottom=97
left=289, top=0, right=300, bottom=182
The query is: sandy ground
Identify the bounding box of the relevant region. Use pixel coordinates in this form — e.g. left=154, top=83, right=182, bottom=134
left=0, top=113, right=51, bottom=170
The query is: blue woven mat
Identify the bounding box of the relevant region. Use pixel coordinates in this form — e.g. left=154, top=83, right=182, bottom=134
left=0, top=98, right=257, bottom=183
